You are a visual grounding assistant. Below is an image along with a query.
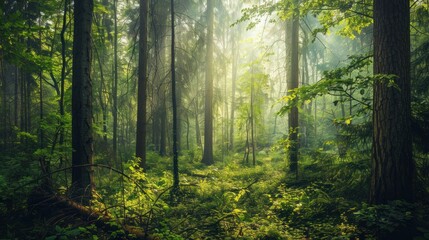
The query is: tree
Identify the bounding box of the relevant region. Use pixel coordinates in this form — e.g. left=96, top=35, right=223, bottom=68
left=71, top=0, right=94, bottom=205
left=150, top=0, right=169, bottom=156
left=171, top=0, right=179, bottom=192
left=136, top=0, right=148, bottom=169
left=287, top=5, right=299, bottom=176
left=229, top=5, right=240, bottom=151
left=112, top=0, right=119, bottom=164
left=202, top=0, right=214, bottom=165
left=370, top=0, right=414, bottom=204
left=59, top=0, right=69, bottom=156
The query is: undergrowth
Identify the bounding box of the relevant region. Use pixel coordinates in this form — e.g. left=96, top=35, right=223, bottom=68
left=1, top=150, right=428, bottom=239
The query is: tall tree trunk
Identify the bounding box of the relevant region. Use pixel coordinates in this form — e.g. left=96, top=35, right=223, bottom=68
left=71, top=0, right=94, bottom=205
left=38, top=20, right=50, bottom=188
left=136, top=0, right=148, bottom=169
left=112, top=0, right=119, bottom=164
left=24, top=72, right=31, bottom=133
left=229, top=28, right=238, bottom=151
left=20, top=71, right=25, bottom=132
left=186, top=115, right=190, bottom=150
left=59, top=0, right=68, bottom=149
left=301, top=28, right=310, bottom=147
left=177, top=81, right=182, bottom=152
left=287, top=8, right=299, bottom=177
left=14, top=66, right=19, bottom=128
left=195, top=78, right=202, bottom=147
left=94, top=46, right=108, bottom=144
left=151, top=0, right=168, bottom=156
left=250, top=72, right=256, bottom=166
left=159, top=102, right=167, bottom=156
left=0, top=55, right=5, bottom=148
left=170, top=0, right=179, bottom=192
left=202, top=0, right=214, bottom=165
left=370, top=0, right=414, bottom=204
left=39, top=67, right=50, bottom=186
left=195, top=101, right=202, bottom=147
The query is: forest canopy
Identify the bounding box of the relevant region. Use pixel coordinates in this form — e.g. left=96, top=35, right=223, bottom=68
left=1, top=0, right=429, bottom=239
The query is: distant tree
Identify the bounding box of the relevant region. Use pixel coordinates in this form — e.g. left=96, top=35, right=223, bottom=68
left=71, top=0, right=94, bottom=205
left=150, top=0, right=169, bottom=156
left=136, top=0, right=148, bottom=169
left=229, top=2, right=241, bottom=152
left=202, top=0, right=214, bottom=165
left=229, top=30, right=238, bottom=151
left=237, top=65, right=268, bottom=166
left=370, top=0, right=414, bottom=204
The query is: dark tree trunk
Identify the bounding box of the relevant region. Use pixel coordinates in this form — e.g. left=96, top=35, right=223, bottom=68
left=159, top=102, right=167, bottom=156
left=0, top=55, right=5, bottom=148
left=370, top=0, right=414, bottom=204
left=195, top=78, right=202, bottom=147
left=136, top=0, right=148, bottom=169
left=171, top=0, right=179, bottom=192
left=59, top=0, right=68, bottom=149
left=71, top=0, right=94, bottom=205
left=195, top=103, right=202, bottom=147
left=177, top=82, right=182, bottom=152
left=14, top=66, right=19, bottom=128
left=186, top=115, right=190, bottom=150
left=38, top=22, right=50, bottom=188
left=202, top=0, right=214, bottom=165
left=151, top=0, right=168, bottom=156
left=112, top=0, right=119, bottom=164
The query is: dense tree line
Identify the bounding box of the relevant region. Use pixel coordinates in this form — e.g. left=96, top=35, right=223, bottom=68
left=1, top=0, right=428, bottom=239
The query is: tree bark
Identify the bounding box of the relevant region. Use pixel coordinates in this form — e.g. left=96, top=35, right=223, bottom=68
left=71, top=0, right=94, bottom=205
left=151, top=0, right=168, bottom=156
left=136, top=0, right=148, bottom=169
left=202, top=0, right=214, bottom=165
left=171, top=0, right=179, bottom=192
left=370, top=0, right=414, bottom=204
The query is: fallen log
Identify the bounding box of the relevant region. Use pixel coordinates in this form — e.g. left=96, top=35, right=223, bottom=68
left=28, top=190, right=155, bottom=240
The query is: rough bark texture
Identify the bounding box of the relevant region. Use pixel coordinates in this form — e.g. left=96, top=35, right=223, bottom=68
left=136, top=0, right=148, bottom=168
left=370, top=0, right=414, bottom=205
left=71, top=0, right=94, bottom=205
left=202, top=0, right=214, bottom=165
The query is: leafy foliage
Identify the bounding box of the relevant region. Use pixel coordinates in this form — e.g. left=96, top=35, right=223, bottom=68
left=278, top=54, right=372, bottom=119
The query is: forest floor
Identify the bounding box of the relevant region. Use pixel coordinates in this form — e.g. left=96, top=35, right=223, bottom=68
left=1, top=148, right=429, bottom=239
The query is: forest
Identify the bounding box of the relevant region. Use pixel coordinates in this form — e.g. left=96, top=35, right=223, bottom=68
left=0, top=0, right=429, bottom=239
